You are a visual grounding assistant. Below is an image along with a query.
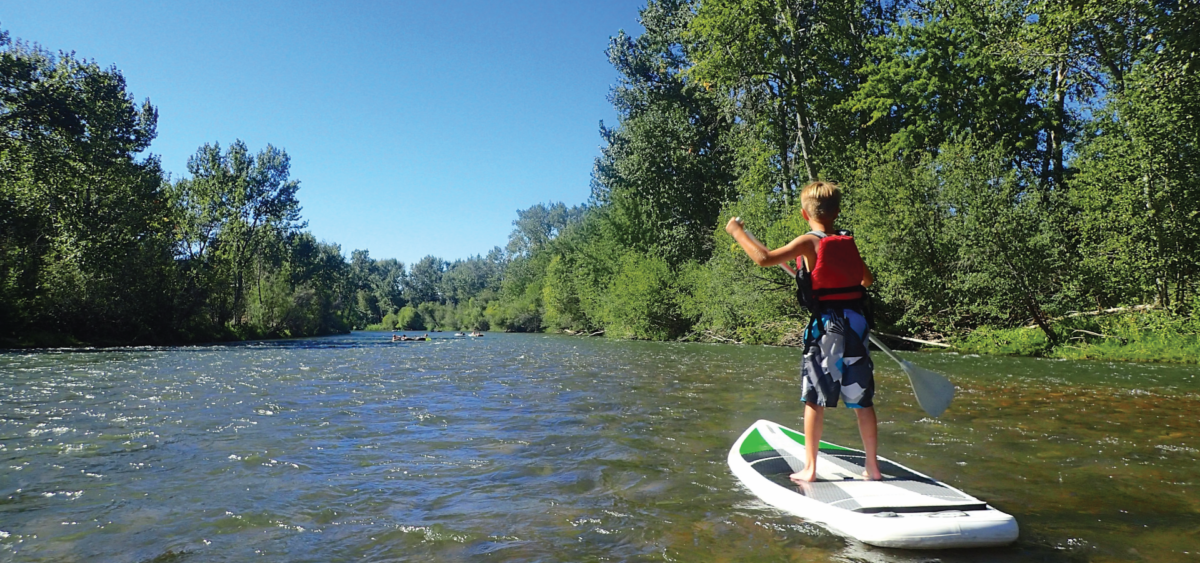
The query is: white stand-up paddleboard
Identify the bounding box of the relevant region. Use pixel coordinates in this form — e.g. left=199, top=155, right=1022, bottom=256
left=729, top=420, right=1018, bottom=549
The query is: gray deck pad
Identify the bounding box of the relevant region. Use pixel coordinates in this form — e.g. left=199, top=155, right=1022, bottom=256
left=747, top=448, right=986, bottom=513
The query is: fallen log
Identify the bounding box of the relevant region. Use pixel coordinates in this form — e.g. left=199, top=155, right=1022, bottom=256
left=1024, top=304, right=1155, bottom=328
left=703, top=330, right=743, bottom=345
left=874, top=331, right=953, bottom=349
left=1071, top=328, right=1127, bottom=344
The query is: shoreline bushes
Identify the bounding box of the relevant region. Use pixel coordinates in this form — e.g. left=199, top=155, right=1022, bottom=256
left=5, top=0, right=1196, bottom=364
left=455, top=0, right=1198, bottom=364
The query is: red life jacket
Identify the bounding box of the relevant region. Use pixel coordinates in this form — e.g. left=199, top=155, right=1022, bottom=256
left=800, top=231, right=866, bottom=304
left=796, top=230, right=871, bottom=352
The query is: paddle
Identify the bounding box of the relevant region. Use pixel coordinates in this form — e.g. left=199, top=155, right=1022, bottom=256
left=862, top=334, right=955, bottom=417
left=731, top=218, right=956, bottom=417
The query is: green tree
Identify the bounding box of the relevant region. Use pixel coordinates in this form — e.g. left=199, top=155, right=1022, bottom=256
left=593, top=0, right=737, bottom=265
left=349, top=249, right=406, bottom=327
left=396, top=305, right=423, bottom=330
left=0, top=32, right=173, bottom=342
left=938, top=143, right=1068, bottom=342
left=440, top=250, right=503, bottom=304
left=601, top=251, right=685, bottom=339
left=283, top=234, right=353, bottom=335
left=506, top=203, right=584, bottom=258
left=405, top=255, right=447, bottom=304
left=843, top=152, right=959, bottom=334
left=1068, top=0, right=1200, bottom=309
left=845, top=2, right=1044, bottom=164
left=169, top=140, right=304, bottom=326
left=980, top=0, right=1155, bottom=186
left=687, top=0, right=894, bottom=196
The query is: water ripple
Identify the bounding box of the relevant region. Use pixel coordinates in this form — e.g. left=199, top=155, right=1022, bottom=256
left=0, top=333, right=1197, bottom=561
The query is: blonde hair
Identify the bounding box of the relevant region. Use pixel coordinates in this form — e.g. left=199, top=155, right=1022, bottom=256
left=800, top=181, right=842, bottom=220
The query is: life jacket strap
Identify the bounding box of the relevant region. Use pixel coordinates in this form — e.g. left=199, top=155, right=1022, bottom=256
left=812, top=285, right=866, bottom=297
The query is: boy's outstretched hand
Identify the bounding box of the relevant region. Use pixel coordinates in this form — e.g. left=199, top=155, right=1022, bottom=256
left=725, top=216, right=744, bottom=235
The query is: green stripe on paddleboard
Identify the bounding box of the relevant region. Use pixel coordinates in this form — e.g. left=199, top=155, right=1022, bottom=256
left=779, top=425, right=853, bottom=452
left=739, top=428, right=774, bottom=455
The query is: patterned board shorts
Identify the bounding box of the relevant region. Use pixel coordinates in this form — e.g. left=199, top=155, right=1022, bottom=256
left=801, top=309, right=874, bottom=408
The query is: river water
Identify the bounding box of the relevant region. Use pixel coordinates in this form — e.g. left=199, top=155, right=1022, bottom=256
left=1, top=332, right=1197, bottom=562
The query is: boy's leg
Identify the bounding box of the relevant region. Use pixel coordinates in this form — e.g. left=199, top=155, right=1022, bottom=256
left=791, top=401, right=824, bottom=483
left=854, top=406, right=882, bottom=480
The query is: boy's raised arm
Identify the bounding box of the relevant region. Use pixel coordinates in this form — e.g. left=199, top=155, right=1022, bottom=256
left=724, top=217, right=810, bottom=268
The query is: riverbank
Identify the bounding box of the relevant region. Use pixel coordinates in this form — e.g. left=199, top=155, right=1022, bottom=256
left=885, top=308, right=1198, bottom=364
left=2, top=325, right=351, bottom=349
left=956, top=323, right=1200, bottom=364
left=948, top=308, right=1199, bottom=364
left=11, top=308, right=1195, bottom=365
left=683, top=309, right=1199, bottom=364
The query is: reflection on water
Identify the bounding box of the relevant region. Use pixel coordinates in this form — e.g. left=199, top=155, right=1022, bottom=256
left=1, top=333, right=1197, bottom=562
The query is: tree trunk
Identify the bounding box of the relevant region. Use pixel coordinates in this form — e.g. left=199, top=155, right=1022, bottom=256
left=796, top=111, right=816, bottom=182
left=1000, top=238, right=1057, bottom=343
left=1048, top=61, right=1067, bottom=187
left=257, top=255, right=264, bottom=327
left=777, top=96, right=795, bottom=205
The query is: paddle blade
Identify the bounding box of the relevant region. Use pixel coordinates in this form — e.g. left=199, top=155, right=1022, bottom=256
left=900, top=360, right=955, bottom=417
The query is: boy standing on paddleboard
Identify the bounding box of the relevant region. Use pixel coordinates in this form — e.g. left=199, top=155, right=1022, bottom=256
left=725, top=181, right=881, bottom=482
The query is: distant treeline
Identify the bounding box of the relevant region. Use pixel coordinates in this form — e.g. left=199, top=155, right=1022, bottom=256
left=5, top=0, right=1199, bottom=355
left=0, top=26, right=560, bottom=344
left=410, top=0, right=1200, bottom=355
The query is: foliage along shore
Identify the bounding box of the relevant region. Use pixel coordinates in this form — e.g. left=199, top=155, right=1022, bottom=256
left=952, top=308, right=1200, bottom=364
left=349, top=0, right=1198, bottom=366
left=1, top=29, right=354, bottom=347
left=4, top=0, right=1198, bottom=364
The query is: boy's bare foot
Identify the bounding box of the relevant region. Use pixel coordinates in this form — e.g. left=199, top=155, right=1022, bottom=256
left=862, top=464, right=883, bottom=481
left=790, top=465, right=818, bottom=483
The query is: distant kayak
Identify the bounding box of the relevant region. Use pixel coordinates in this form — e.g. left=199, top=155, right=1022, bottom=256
left=729, top=419, right=1018, bottom=549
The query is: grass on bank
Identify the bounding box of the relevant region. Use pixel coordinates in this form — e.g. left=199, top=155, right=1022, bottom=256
left=707, top=306, right=1199, bottom=364
left=953, top=308, right=1200, bottom=364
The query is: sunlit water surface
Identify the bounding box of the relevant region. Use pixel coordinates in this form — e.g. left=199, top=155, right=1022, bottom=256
left=1, top=332, right=1197, bottom=562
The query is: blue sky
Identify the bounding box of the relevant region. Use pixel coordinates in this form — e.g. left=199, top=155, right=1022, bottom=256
left=2, top=0, right=646, bottom=265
